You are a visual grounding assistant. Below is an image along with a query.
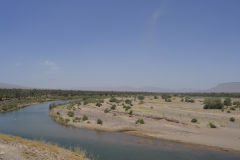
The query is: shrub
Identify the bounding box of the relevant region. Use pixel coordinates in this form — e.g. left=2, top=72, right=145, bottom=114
left=96, top=102, right=102, bottom=107
left=203, top=98, right=223, bottom=109
left=49, top=103, right=57, bottom=110
left=73, top=117, right=81, bottom=122
left=109, top=97, right=120, bottom=103
left=97, top=119, right=103, bottom=125
left=161, top=94, right=171, bottom=101
left=137, top=96, right=144, bottom=101
left=233, top=101, right=240, bottom=106
left=129, top=110, right=133, bottom=116
left=230, top=117, right=235, bottom=122
left=230, top=107, right=236, bottom=111
left=154, top=96, right=158, bottom=99
left=67, top=111, right=74, bottom=117
left=185, top=97, right=195, bottom=103
left=125, top=99, right=132, bottom=105
left=165, top=98, right=172, bottom=102
left=209, top=122, right=216, bottom=128
left=191, top=118, right=197, bottom=123
left=223, top=97, right=232, bottom=106
left=136, top=119, right=144, bottom=124
left=65, top=119, right=70, bottom=123
left=123, top=105, right=131, bottom=111
left=82, top=115, right=88, bottom=121
left=104, top=108, right=110, bottom=113
left=111, top=104, right=116, bottom=110
left=227, top=110, right=231, bottom=113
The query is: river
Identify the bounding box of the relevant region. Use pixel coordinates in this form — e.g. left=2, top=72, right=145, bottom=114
left=0, top=100, right=239, bottom=160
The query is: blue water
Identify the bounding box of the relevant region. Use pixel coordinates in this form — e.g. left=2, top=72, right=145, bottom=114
left=0, top=100, right=239, bottom=160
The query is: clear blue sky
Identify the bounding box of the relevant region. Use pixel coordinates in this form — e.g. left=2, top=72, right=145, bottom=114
left=0, top=0, right=240, bottom=90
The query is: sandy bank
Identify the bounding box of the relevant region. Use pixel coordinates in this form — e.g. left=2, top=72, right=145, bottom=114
left=0, top=133, right=89, bottom=160
left=50, top=96, right=240, bottom=153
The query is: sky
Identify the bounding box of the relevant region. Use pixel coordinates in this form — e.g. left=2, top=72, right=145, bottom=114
left=0, top=0, right=240, bottom=90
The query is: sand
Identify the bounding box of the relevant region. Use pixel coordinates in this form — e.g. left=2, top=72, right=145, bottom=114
left=50, top=96, right=240, bottom=153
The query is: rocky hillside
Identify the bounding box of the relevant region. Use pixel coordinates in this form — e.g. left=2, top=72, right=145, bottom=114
left=209, top=82, right=240, bottom=93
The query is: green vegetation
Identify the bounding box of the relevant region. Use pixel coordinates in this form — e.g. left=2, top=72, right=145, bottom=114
left=136, top=119, right=144, bottom=124
left=230, top=117, right=235, bottom=122
left=49, top=103, right=57, bottom=110
left=111, top=104, right=116, bottom=110
left=82, top=115, right=88, bottom=121
left=209, top=122, right=217, bottom=128
left=109, top=97, right=120, bottom=103
left=67, top=111, right=74, bottom=117
left=161, top=94, right=172, bottom=102
left=137, top=96, right=144, bottom=101
left=203, top=98, right=223, bottom=109
left=123, top=105, right=131, bottom=111
left=185, top=97, right=195, bottom=103
left=191, top=118, right=197, bottom=123
left=97, top=119, right=103, bottom=125
left=104, top=108, right=110, bottom=113
left=154, top=96, right=158, bottom=99
left=125, top=99, right=132, bottom=105
left=96, top=102, right=102, bottom=107
left=73, top=117, right=81, bottom=122
left=129, top=110, right=133, bottom=116
left=223, top=97, right=232, bottom=106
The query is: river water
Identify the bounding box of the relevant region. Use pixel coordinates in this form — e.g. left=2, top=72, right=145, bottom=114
left=0, top=100, right=239, bottom=160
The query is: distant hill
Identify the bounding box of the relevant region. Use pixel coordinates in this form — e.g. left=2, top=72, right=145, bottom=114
left=209, top=82, right=240, bottom=93
left=0, top=83, right=25, bottom=89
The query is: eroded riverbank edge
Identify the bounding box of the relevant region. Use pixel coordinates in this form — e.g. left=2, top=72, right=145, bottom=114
left=0, top=133, right=89, bottom=160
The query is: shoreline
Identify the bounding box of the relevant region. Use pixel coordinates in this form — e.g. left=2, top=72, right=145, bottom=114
left=49, top=97, right=240, bottom=154
left=0, top=133, right=89, bottom=160
left=50, top=116, right=240, bottom=154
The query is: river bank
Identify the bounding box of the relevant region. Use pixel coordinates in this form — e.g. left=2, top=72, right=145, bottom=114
left=0, top=133, right=89, bottom=160
left=49, top=96, right=240, bottom=153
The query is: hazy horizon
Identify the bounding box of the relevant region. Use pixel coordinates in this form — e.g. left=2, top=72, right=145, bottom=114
left=1, top=0, right=240, bottom=90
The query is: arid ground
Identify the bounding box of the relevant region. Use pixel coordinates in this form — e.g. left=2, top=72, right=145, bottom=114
left=0, top=133, right=89, bottom=160
left=50, top=96, right=240, bottom=152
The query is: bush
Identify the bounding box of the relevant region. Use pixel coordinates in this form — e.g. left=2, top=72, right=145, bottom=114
left=73, top=117, right=81, bottom=122
left=67, top=111, right=74, bottom=117
left=230, top=107, right=236, bottom=111
left=191, top=118, right=197, bottom=123
left=136, top=119, right=144, bottom=124
left=203, top=98, right=223, bottom=109
left=209, top=122, right=216, bottom=128
left=109, top=97, right=120, bottom=103
left=125, top=99, right=132, bottom=105
left=82, top=115, right=88, bottom=121
left=185, top=97, right=195, bottom=103
left=123, top=105, right=131, bottom=111
left=97, top=119, right=103, bottom=125
left=154, top=96, right=158, bottom=99
left=96, top=102, right=102, bottom=107
left=223, top=97, right=232, bottom=106
left=137, top=96, right=144, bottom=101
left=129, top=110, right=133, bottom=116
left=230, top=117, right=235, bottom=122
left=49, top=103, right=57, bottom=110
left=65, top=118, right=70, bottom=123
left=104, top=108, right=110, bottom=113
left=111, top=104, right=116, bottom=110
